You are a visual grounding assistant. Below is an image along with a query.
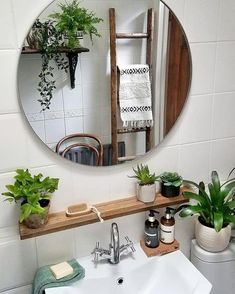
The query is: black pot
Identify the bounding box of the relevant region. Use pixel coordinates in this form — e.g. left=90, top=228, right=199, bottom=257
left=161, top=183, right=180, bottom=197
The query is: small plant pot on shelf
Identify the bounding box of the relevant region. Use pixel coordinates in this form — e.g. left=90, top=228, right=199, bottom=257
left=195, top=217, right=231, bottom=252
left=23, top=199, right=50, bottom=229
left=63, top=31, right=84, bottom=48
left=161, top=183, right=180, bottom=198
left=136, top=183, right=157, bottom=203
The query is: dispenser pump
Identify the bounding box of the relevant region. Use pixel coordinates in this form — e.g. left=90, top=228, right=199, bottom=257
left=148, top=210, right=159, bottom=222
left=165, top=207, right=175, bottom=219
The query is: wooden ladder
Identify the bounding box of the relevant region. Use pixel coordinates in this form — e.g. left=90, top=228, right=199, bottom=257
left=109, top=8, right=154, bottom=165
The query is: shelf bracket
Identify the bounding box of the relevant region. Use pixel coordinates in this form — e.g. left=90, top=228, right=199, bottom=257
left=66, top=52, right=78, bottom=89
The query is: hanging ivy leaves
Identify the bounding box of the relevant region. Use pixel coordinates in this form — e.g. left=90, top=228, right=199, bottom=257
left=29, top=19, right=69, bottom=111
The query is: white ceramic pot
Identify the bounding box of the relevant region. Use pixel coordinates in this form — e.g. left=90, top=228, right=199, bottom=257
left=195, top=218, right=231, bottom=252
left=136, top=183, right=159, bottom=203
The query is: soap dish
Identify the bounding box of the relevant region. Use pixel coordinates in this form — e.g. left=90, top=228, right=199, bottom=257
left=66, top=203, right=104, bottom=223
left=66, top=203, right=91, bottom=217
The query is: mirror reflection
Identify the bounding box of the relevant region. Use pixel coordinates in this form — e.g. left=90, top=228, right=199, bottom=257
left=18, top=0, right=191, bottom=167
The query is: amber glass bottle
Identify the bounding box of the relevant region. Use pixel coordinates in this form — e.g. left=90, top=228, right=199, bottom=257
left=160, top=207, right=175, bottom=244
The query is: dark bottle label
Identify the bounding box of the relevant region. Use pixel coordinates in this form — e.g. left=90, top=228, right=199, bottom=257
left=144, top=229, right=159, bottom=248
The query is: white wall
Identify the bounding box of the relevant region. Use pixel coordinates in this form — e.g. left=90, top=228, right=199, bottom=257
left=1, top=0, right=235, bottom=293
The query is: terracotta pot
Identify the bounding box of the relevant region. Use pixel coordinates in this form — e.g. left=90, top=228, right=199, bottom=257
left=195, top=217, right=231, bottom=252
left=161, top=183, right=180, bottom=197
left=136, top=183, right=158, bottom=203
left=23, top=199, right=50, bottom=229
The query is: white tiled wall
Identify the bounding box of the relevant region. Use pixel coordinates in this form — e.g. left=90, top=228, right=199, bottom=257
left=1, top=0, right=235, bottom=293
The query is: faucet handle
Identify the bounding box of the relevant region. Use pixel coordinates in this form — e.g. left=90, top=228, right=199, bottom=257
left=92, top=242, right=100, bottom=262
left=125, top=236, right=135, bottom=252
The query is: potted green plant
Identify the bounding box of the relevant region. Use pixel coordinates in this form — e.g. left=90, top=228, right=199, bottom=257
left=175, top=170, right=235, bottom=252
left=129, top=164, right=159, bottom=203
left=26, top=19, right=68, bottom=111
left=49, top=0, right=103, bottom=49
left=2, top=169, right=59, bottom=229
left=159, top=172, right=183, bottom=197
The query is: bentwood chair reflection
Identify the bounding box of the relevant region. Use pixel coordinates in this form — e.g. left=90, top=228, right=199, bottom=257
left=55, top=133, right=103, bottom=166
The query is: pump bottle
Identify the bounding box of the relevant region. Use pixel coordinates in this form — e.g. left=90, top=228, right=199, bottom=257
left=144, top=210, right=160, bottom=248
left=160, top=207, right=175, bottom=244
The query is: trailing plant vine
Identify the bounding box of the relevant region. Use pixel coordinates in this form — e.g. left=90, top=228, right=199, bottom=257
left=28, top=19, right=69, bottom=111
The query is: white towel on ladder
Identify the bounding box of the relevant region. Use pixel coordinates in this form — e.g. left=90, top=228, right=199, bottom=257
left=118, top=64, right=153, bottom=129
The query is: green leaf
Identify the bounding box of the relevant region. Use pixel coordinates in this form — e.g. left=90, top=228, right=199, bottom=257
left=224, top=215, right=235, bottom=224
left=183, top=191, right=207, bottom=206
left=214, top=212, right=223, bottom=232
left=20, top=203, right=32, bottom=223
left=179, top=205, right=203, bottom=217
left=211, top=171, right=220, bottom=195
left=227, top=200, right=235, bottom=209
left=30, top=204, right=45, bottom=215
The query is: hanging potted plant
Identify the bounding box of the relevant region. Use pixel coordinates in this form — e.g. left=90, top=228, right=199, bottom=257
left=129, top=164, right=159, bottom=203
left=175, top=170, right=235, bottom=252
left=2, top=169, right=59, bottom=229
left=49, top=0, right=103, bottom=49
left=26, top=19, right=69, bottom=111
left=159, top=172, right=183, bottom=197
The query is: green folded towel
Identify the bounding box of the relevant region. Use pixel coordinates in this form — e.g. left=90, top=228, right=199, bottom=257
left=32, top=259, right=85, bottom=294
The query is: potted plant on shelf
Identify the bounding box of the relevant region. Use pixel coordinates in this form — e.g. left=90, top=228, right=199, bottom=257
left=2, top=169, right=59, bottom=229
left=175, top=170, right=235, bottom=252
left=26, top=19, right=68, bottom=111
left=159, top=172, right=183, bottom=197
left=129, top=164, right=159, bottom=203
left=49, top=0, right=103, bottom=49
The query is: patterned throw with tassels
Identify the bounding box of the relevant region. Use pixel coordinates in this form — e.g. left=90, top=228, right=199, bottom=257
left=118, top=64, right=153, bottom=128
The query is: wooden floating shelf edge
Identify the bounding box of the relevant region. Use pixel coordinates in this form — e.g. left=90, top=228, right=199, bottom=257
left=19, top=188, right=189, bottom=240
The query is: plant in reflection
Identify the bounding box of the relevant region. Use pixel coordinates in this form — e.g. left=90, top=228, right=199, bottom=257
left=27, top=19, right=69, bottom=111
left=49, top=0, right=103, bottom=49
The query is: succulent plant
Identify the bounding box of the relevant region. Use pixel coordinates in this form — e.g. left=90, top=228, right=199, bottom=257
left=160, top=172, right=183, bottom=187
left=129, top=164, right=159, bottom=186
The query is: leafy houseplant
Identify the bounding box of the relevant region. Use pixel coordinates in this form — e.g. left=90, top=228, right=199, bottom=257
left=2, top=169, right=59, bottom=229
left=129, top=164, right=159, bottom=203
left=176, top=170, right=235, bottom=252
left=160, top=172, right=183, bottom=197
left=27, top=19, right=68, bottom=111
left=49, top=0, right=103, bottom=49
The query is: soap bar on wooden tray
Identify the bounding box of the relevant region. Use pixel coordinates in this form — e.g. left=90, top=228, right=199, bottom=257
left=140, top=239, right=179, bottom=257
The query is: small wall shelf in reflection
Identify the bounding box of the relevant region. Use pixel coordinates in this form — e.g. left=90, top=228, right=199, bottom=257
left=21, top=46, right=90, bottom=89
left=19, top=188, right=189, bottom=240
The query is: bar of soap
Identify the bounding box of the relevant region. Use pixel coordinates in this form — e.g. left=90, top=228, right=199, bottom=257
left=50, top=261, right=74, bottom=279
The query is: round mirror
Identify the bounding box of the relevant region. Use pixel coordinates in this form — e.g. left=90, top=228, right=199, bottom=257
left=18, top=0, right=191, bottom=167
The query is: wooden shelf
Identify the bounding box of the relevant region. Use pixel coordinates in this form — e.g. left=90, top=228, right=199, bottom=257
left=21, top=46, right=89, bottom=54
left=19, top=188, right=189, bottom=240
left=21, top=46, right=89, bottom=89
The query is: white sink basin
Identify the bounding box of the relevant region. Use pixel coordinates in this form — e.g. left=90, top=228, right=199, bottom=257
left=45, top=244, right=212, bottom=294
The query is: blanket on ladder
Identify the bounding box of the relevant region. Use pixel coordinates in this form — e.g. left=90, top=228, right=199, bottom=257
left=118, top=64, right=153, bottom=128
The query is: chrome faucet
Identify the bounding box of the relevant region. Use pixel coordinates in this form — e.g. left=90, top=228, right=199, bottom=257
left=92, top=222, right=135, bottom=264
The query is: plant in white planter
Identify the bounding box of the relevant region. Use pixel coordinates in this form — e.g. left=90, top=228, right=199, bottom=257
left=2, top=169, right=59, bottom=229
left=175, top=170, right=235, bottom=252
left=129, top=164, right=159, bottom=203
